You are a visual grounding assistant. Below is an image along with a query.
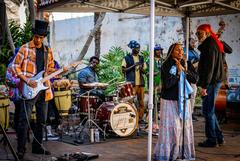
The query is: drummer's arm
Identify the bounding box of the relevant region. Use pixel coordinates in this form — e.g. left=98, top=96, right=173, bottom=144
left=78, top=72, right=91, bottom=89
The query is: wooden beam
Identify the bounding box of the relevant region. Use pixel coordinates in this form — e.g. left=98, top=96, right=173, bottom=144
left=77, top=12, right=106, bottom=60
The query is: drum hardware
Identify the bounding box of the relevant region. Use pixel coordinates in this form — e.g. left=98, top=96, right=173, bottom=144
left=76, top=90, right=107, bottom=143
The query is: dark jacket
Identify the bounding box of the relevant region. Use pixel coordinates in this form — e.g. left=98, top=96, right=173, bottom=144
left=197, top=36, right=224, bottom=88
left=161, top=59, right=198, bottom=100
left=124, top=54, right=145, bottom=86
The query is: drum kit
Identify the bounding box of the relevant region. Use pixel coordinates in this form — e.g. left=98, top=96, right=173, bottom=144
left=53, top=80, right=139, bottom=142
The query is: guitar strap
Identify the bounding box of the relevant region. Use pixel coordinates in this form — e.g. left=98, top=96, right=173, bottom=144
left=44, top=45, right=48, bottom=71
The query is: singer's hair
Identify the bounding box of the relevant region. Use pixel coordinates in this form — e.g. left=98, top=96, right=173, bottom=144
left=89, top=56, right=100, bottom=63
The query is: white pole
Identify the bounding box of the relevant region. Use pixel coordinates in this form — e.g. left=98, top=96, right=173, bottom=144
left=186, top=16, right=190, bottom=62
left=147, top=0, right=155, bottom=161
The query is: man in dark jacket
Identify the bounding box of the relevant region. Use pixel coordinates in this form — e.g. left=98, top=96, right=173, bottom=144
left=196, top=24, right=225, bottom=147
left=122, top=40, right=146, bottom=122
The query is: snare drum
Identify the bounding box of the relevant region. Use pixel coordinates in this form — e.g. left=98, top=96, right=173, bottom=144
left=95, top=102, right=138, bottom=137
left=54, top=90, right=72, bottom=116
left=0, top=95, right=10, bottom=129
left=118, top=82, right=135, bottom=99
left=78, top=96, right=99, bottom=114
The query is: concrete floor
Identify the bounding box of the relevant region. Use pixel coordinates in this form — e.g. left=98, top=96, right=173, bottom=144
left=1, top=116, right=240, bottom=161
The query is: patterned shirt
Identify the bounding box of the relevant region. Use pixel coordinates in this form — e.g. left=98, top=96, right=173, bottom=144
left=78, top=66, right=99, bottom=94
left=11, top=40, right=55, bottom=101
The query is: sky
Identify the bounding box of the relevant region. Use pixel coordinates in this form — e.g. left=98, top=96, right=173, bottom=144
left=52, top=12, right=94, bottom=21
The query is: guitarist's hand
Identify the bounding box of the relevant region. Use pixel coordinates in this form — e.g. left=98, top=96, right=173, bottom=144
left=62, top=66, right=68, bottom=74
left=27, top=80, right=37, bottom=88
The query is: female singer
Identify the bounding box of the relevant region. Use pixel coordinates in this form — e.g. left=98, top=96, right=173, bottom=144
left=154, top=43, right=198, bottom=161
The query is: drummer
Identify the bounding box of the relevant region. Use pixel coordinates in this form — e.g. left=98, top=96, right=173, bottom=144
left=122, top=40, right=147, bottom=123
left=78, top=56, right=105, bottom=102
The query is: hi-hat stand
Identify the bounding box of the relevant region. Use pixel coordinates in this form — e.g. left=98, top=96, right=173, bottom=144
left=77, top=89, right=106, bottom=142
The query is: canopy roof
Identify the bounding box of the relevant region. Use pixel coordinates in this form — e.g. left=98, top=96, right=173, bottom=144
left=38, top=0, right=240, bottom=17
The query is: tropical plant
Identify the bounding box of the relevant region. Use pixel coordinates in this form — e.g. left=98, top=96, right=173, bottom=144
left=97, top=46, right=127, bottom=95
left=0, top=20, right=32, bottom=83
left=97, top=47, right=152, bottom=95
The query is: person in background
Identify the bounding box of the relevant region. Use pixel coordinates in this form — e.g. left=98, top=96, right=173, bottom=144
left=154, top=43, right=197, bottom=161
left=146, top=44, right=163, bottom=131
left=5, top=48, right=21, bottom=130
left=196, top=24, right=225, bottom=147
left=122, top=40, right=146, bottom=123
left=46, top=60, right=62, bottom=139
left=184, top=38, right=200, bottom=121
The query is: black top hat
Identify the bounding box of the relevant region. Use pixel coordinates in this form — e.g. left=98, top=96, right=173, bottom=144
left=32, top=20, right=49, bottom=36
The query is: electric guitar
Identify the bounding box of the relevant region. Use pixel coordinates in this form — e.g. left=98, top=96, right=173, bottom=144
left=21, top=61, right=82, bottom=100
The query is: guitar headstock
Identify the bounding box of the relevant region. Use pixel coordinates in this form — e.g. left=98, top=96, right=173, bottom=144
left=217, top=20, right=226, bottom=38
left=64, top=61, right=82, bottom=71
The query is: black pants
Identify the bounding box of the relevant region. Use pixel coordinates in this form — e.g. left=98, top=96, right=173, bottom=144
left=13, top=100, right=21, bottom=130
left=16, top=91, right=48, bottom=152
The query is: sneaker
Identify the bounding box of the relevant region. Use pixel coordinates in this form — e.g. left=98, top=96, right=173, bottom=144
left=198, top=140, right=218, bottom=147
left=32, top=147, right=51, bottom=155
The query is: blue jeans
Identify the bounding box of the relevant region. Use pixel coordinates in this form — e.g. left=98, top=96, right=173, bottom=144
left=17, top=91, right=48, bottom=152
left=202, top=82, right=223, bottom=143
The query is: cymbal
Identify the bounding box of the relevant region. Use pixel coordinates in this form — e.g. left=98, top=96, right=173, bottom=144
left=116, top=81, right=126, bottom=85
left=83, top=82, right=109, bottom=87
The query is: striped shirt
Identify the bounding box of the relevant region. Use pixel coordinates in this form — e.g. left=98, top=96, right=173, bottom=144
left=11, top=40, right=55, bottom=101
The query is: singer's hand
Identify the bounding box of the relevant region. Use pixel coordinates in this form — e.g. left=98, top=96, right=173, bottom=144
left=173, top=58, right=185, bottom=74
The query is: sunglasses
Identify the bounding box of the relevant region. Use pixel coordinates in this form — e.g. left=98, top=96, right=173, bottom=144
left=195, top=31, right=205, bottom=36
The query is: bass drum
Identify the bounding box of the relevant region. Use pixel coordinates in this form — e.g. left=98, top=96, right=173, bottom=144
left=95, top=102, right=138, bottom=137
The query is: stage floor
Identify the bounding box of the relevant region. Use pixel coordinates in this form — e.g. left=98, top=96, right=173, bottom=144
left=1, top=116, right=240, bottom=161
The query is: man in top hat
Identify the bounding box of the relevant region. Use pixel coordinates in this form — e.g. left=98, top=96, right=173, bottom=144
left=122, top=40, right=146, bottom=123
left=11, top=19, right=55, bottom=159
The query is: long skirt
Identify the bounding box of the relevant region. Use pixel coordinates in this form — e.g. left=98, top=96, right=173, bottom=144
left=154, top=99, right=195, bottom=161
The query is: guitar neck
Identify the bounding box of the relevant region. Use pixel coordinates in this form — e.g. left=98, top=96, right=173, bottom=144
left=41, top=68, right=64, bottom=83
left=40, top=61, right=81, bottom=83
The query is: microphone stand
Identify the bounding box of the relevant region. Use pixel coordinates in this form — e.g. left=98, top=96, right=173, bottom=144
left=182, top=72, right=186, bottom=160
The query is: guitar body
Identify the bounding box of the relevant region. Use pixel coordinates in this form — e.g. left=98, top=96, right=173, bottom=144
left=22, top=71, right=49, bottom=100
left=21, top=61, right=82, bottom=100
